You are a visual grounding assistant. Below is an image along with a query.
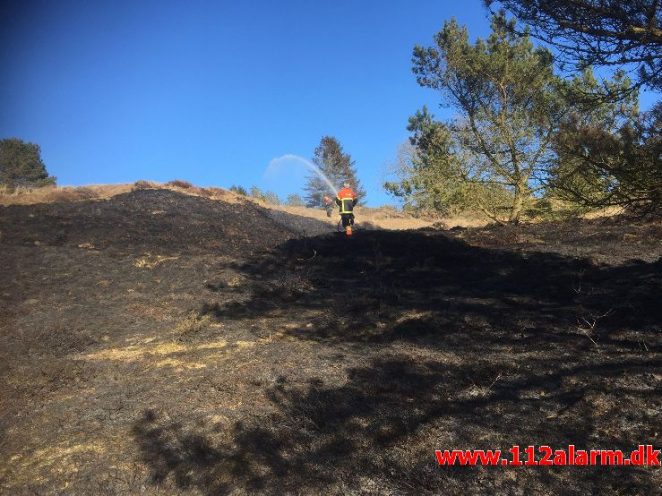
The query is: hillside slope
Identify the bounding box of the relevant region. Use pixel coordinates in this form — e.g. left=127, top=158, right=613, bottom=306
left=1, top=189, right=660, bottom=495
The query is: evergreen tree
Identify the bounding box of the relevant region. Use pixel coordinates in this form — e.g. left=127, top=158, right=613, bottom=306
left=385, top=107, right=467, bottom=214
left=385, top=107, right=512, bottom=216
left=305, top=136, right=366, bottom=207
left=0, top=138, right=56, bottom=189
left=547, top=69, right=644, bottom=207
left=411, top=14, right=562, bottom=222
left=550, top=94, right=661, bottom=214
left=487, top=1, right=662, bottom=91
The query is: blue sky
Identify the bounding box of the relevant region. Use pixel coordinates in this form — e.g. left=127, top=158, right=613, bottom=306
left=1, top=1, right=658, bottom=206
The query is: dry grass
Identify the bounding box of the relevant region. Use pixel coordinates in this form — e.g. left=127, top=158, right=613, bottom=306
left=165, top=179, right=193, bottom=189
left=269, top=203, right=490, bottom=230
left=0, top=182, right=240, bottom=206
left=582, top=206, right=626, bottom=219
left=0, top=181, right=620, bottom=229
left=133, top=253, right=180, bottom=269
left=0, top=182, right=469, bottom=228
left=0, top=184, right=131, bottom=205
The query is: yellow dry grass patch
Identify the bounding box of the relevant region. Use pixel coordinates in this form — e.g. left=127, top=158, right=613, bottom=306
left=4, top=439, right=107, bottom=487
left=82, top=341, right=187, bottom=360
left=79, top=339, right=228, bottom=366
left=582, top=206, right=624, bottom=219
left=154, top=357, right=208, bottom=369
left=31, top=441, right=105, bottom=465
left=395, top=310, right=433, bottom=324
left=235, top=330, right=295, bottom=349
left=234, top=340, right=257, bottom=349
left=84, top=341, right=228, bottom=360
left=133, top=253, right=180, bottom=269
left=78, top=332, right=294, bottom=372
left=174, top=311, right=212, bottom=336
left=225, top=275, right=245, bottom=287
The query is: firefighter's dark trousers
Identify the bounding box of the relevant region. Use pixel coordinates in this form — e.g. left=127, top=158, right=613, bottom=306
left=341, top=213, right=354, bottom=228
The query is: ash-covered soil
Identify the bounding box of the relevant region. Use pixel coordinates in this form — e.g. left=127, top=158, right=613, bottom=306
left=451, top=216, right=662, bottom=264
left=0, top=189, right=660, bottom=495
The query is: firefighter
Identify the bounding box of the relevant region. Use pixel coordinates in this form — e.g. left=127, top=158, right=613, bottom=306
left=323, top=195, right=334, bottom=217
left=336, top=181, right=358, bottom=236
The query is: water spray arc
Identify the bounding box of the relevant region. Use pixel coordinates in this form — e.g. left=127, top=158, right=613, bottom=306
left=267, top=154, right=338, bottom=196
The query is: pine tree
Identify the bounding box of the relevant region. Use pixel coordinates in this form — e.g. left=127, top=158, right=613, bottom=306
left=0, top=138, right=56, bottom=189
left=487, top=0, right=662, bottom=91
left=304, top=136, right=366, bottom=207
left=412, top=14, right=561, bottom=222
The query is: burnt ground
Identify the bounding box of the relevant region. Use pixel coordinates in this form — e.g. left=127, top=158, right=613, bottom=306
left=0, top=189, right=661, bottom=495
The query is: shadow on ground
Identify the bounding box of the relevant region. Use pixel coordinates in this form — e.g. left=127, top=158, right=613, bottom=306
left=134, top=229, right=662, bottom=494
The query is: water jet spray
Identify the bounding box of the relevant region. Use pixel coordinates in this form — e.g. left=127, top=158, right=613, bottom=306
left=267, top=154, right=338, bottom=196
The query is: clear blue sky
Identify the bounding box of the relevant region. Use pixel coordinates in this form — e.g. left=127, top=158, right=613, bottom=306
left=1, top=1, right=658, bottom=206
left=0, top=0, right=494, bottom=205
